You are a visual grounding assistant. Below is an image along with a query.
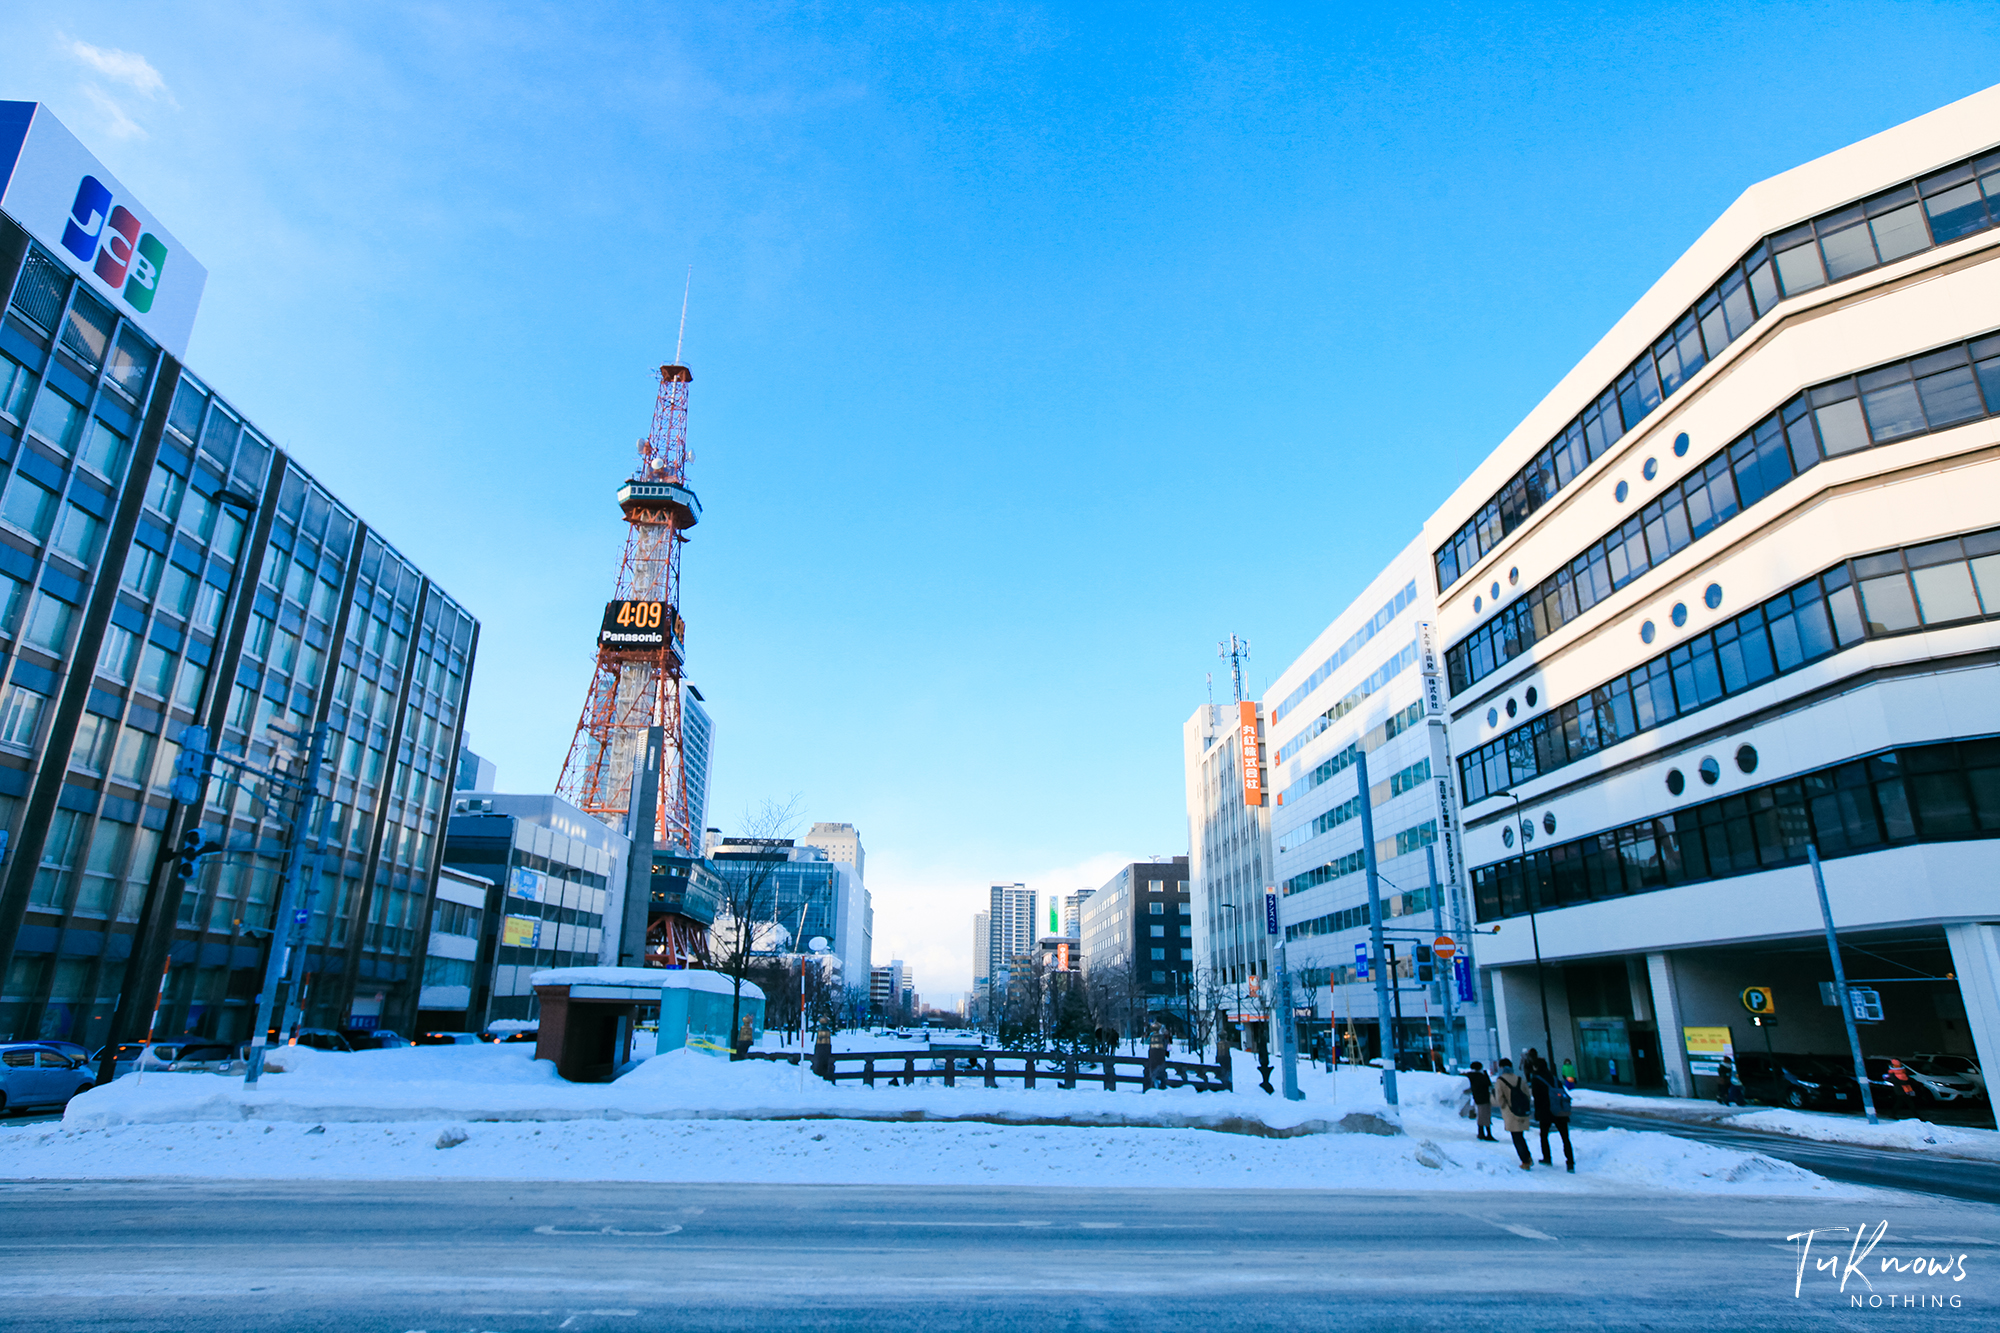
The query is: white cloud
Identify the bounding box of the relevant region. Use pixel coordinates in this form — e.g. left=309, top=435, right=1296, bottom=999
left=79, top=85, right=146, bottom=141
left=60, top=35, right=177, bottom=105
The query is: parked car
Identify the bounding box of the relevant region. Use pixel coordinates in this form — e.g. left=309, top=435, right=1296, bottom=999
left=1907, top=1054, right=1986, bottom=1101
left=1864, top=1057, right=1940, bottom=1110
left=0, top=1042, right=95, bottom=1112
left=494, top=1029, right=538, bottom=1044
left=33, top=1040, right=91, bottom=1066
left=91, top=1043, right=150, bottom=1079
left=413, top=1032, right=480, bottom=1046
left=341, top=1029, right=411, bottom=1051
left=138, top=1042, right=247, bottom=1075
left=291, top=1029, right=353, bottom=1052
left=1735, top=1052, right=1852, bottom=1110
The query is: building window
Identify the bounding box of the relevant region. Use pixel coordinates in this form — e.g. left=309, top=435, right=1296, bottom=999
left=0, top=685, right=47, bottom=751
left=1150, top=924, right=1165, bottom=937
left=1148, top=902, right=1163, bottom=915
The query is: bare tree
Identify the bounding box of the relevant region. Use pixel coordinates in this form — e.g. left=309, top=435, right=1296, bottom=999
left=710, top=796, right=803, bottom=1049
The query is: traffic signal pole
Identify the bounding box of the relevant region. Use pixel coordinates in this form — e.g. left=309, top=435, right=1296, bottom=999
left=1353, top=747, right=1397, bottom=1107
left=244, top=723, right=330, bottom=1088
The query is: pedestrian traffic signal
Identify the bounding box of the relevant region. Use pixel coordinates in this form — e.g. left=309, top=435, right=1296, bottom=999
left=1415, top=944, right=1434, bottom=983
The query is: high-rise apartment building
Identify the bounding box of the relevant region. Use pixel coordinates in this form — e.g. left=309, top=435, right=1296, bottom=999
left=0, top=103, right=477, bottom=1044
left=984, top=882, right=1035, bottom=998
left=1061, top=889, right=1091, bottom=938
left=971, top=909, right=990, bottom=1010
left=1426, top=86, right=2000, bottom=1097
left=680, top=683, right=713, bottom=844
left=709, top=838, right=871, bottom=982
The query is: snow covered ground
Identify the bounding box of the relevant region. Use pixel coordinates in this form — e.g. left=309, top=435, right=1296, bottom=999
left=0, top=1044, right=1865, bottom=1196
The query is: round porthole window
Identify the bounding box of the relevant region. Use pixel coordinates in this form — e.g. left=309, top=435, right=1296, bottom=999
left=1474, top=595, right=1483, bottom=613
left=1705, top=582, right=1723, bottom=610
left=1524, top=686, right=1538, bottom=707
left=1699, top=755, right=1721, bottom=786
left=1666, top=768, right=1686, bottom=796
left=1542, top=812, right=1557, bottom=836
left=1520, top=821, right=1534, bottom=845
left=1487, top=707, right=1499, bottom=727
left=1674, top=432, right=1690, bottom=458
left=1508, top=566, right=1520, bottom=586
left=1736, top=744, right=1759, bottom=774
left=1671, top=602, right=1688, bottom=628
left=1491, top=581, right=1501, bottom=601
left=1643, top=457, right=1659, bottom=481
left=1615, top=480, right=1630, bottom=503
left=1502, top=825, right=1514, bottom=849
left=1640, top=620, right=1656, bottom=644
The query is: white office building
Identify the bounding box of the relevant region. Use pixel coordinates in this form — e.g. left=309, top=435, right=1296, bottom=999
left=1183, top=703, right=1274, bottom=1021
left=1253, top=538, right=1492, bottom=1065
left=1423, top=86, right=2000, bottom=1099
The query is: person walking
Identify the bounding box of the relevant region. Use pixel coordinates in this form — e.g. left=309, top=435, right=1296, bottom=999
left=1467, top=1061, right=1495, bottom=1141
left=1559, top=1057, right=1577, bottom=1089
left=1530, top=1058, right=1575, bottom=1172
left=1492, top=1058, right=1533, bottom=1169
left=1716, top=1056, right=1744, bottom=1106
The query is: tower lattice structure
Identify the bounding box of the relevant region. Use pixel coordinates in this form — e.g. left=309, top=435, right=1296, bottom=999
left=557, top=362, right=706, bottom=964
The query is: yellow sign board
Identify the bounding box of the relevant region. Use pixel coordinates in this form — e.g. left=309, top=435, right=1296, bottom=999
left=1682, top=1025, right=1734, bottom=1077
left=1740, top=986, right=1775, bottom=1014
left=502, top=915, right=538, bottom=947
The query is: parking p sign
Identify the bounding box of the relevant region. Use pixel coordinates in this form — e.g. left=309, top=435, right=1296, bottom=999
left=1740, top=986, right=1775, bottom=1015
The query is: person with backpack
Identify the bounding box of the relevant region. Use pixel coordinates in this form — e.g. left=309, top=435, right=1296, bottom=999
left=1466, top=1061, right=1495, bottom=1141
left=1491, top=1058, right=1533, bottom=1169
left=1530, top=1057, right=1575, bottom=1172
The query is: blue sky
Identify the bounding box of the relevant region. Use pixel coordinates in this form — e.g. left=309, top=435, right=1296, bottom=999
left=3, top=2, right=1997, bottom=1001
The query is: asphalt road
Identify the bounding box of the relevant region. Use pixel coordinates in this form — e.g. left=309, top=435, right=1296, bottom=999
left=1570, top=1107, right=2000, bottom=1205
left=2, top=1179, right=1996, bottom=1331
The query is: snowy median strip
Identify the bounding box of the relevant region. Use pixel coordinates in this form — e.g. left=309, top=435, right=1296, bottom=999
left=0, top=1045, right=1867, bottom=1195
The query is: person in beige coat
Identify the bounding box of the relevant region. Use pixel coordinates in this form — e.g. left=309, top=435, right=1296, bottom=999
left=1490, top=1057, right=1534, bottom=1169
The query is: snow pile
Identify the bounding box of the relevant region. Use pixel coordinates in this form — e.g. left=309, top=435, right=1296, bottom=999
left=1572, top=1085, right=2000, bottom=1161
left=0, top=1044, right=1871, bottom=1195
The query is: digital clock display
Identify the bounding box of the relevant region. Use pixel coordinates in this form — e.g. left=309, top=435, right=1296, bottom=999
left=599, top=600, right=680, bottom=650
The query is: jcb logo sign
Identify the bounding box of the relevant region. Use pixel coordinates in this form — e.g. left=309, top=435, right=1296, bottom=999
left=60, top=175, right=169, bottom=313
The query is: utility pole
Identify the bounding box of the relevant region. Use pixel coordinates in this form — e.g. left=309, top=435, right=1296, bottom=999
left=1809, top=843, right=1879, bottom=1126
left=1267, top=886, right=1302, bottom=1100
left=1353, top=746, right=1397, bottom=1106
left=244, top=722, right=330, bottom=1087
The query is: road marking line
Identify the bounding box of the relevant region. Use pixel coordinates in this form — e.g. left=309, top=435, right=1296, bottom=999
left=1500, top=1223, right=1557, bottom=1241
left=534, top=1224, right=683, bottom=1237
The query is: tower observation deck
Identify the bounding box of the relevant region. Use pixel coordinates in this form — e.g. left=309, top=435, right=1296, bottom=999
left=557, top=362, right=710, bottom=965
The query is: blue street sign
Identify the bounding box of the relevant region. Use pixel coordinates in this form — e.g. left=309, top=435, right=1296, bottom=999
left=1263, top=889, right=1279, bottom=937
left=1453, top=955, right=1475, bottom=1003
left=1354, top=942, right=1369, bottom=979
left=294, top=909, right=310, bottom=925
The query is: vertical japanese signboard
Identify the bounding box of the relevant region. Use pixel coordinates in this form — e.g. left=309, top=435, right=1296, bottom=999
left=1238, top=701, right=1263, bottom=806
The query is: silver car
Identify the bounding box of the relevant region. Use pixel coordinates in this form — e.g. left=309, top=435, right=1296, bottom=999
left=137, top=1041, right=248, bottom=1075
left=0, top=1043, right=95, bottom=1113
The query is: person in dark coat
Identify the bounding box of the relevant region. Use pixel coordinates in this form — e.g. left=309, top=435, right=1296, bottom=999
left=1491, top=1058, right=1533, bottom=1169
left=1466, top=1061, right=1495, bottom=1141
left=1529, top=1058, right=1575, bottom=1172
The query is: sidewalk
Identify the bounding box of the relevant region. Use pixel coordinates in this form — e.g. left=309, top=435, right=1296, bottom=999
left=1568, top=1085, right=2000, bottom=1162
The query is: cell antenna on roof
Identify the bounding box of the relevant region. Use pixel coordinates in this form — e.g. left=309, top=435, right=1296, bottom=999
left=675, top=267, right=692, bottom=365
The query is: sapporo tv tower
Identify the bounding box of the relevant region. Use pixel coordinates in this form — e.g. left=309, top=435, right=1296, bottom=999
left=556, top=307, right=706, bottom=965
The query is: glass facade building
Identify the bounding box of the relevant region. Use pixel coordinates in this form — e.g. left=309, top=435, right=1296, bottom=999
left=0, top=104, right=477, bottom=1044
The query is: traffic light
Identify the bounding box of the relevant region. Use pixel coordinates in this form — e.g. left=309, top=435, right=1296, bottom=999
left=171, top=726, right=210, bottom=804
left=173, top=829, right=207, bottom=884
left=1415, top=944, right=1434, bottom=984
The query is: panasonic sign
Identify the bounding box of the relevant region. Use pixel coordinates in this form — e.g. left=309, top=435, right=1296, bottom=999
left=0, top=101, right=207, bottom=360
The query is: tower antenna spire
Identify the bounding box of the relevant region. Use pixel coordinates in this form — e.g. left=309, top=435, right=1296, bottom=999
left=675, top=267, right=692, bottom=365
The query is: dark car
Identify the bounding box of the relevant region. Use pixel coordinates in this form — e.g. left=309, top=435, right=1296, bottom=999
left=1735, top=1052, right=1852, bottom=1110
left=291, top=1029, right=353, bottom=1052
left=413, top=1031, right=480, bottom=1046
left=1865, top=1057, right=1939, bottom=1111
left=494, top=1029, right=538, bottom=1044
left=340, top=1029, right=411, bottom=1051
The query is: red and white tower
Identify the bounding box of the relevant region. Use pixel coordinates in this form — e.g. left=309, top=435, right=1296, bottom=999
left=557, top=361, right=705, bottom=962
